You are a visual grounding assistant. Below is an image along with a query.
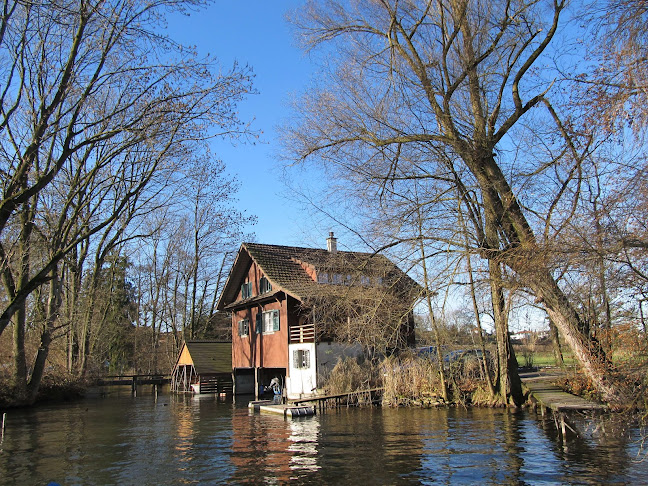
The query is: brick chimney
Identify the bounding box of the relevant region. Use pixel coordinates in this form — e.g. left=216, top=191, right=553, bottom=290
left=326, top=231, right=337, bottom=253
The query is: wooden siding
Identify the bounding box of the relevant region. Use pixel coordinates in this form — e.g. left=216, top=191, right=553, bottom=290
left=231, top=262, right=296, bottom=370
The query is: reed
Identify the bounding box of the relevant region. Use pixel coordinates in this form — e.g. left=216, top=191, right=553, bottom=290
left=381, top=355, right=444, bottom=407
left=322, top=356, right=378, bottom=396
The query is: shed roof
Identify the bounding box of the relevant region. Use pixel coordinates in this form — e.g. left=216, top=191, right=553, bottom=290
left=174, top=340, right=232, bottom=375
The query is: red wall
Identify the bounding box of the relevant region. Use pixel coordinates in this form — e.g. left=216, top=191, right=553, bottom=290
left=231, top=261, right=289, bottom=370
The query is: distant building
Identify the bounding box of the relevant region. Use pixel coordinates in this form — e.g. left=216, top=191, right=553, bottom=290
left=510, top=330, right=550, bottom=344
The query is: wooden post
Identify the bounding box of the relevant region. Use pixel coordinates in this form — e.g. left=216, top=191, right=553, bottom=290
left=1, top=412, right=5, bottom=441
left=254, top=367, right=259, bottom=400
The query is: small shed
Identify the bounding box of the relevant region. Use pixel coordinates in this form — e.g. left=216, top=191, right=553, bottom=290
left=171, top=340, right=233, bottom=394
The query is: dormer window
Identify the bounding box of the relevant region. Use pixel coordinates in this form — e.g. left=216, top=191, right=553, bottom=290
left=317, top=272, right=329, bottom=283
left=241, top=282, right=253, bottom=299
left=260, top=276, right=272, bottom=294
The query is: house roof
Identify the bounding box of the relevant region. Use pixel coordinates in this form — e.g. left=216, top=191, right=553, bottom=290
left=216, top=242, right=421, bottom=311
left=174, top=340, right=232, bottom=375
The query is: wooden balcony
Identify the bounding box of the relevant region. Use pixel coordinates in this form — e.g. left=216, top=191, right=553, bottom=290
left=290, top=322, right=315, bottom=343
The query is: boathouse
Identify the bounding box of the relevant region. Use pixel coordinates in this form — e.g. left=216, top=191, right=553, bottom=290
left=216, top=233, right=420, bottom=400
left=171, top=340, right=233, bottom=394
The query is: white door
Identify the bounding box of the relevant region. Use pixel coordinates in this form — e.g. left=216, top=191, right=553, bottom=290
left=287, top=343, right=316, bottom=398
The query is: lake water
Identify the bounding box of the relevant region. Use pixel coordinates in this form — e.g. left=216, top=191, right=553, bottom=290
left=1, top=386, right=647, bottom=485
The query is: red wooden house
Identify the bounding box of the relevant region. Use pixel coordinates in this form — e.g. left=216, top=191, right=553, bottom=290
left=216, top=233, right=420, bottom=399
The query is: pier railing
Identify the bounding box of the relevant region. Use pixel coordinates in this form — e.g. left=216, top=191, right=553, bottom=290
left=291, top=388, right=383, bottom=411
left=96, top=374, right=170, bottom=394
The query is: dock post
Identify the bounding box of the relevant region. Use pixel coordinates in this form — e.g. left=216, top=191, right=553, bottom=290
left=1, top=412, right=5, bottom=441
left=132, top=377, right=137, bottom=396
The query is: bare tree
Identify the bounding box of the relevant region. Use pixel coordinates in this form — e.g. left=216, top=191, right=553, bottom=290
left=0, top=0, right=254, bottom=404
left=285, top=0, right=626, bottom=402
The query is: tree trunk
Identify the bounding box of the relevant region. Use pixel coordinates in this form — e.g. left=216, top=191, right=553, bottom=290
left=489, top=260, right=524, bottom=406
left=12, top=302, right=27, bottom=401
left=466, top=255, right=496, bottom=399
left=416, top=206, right=449, bottom=401
left=11, top=200, right=35, bottom=402
left=548, top=318, right=564, bottom=368
left=530, top=269, right=622, bottom=403
left=474, top=154, right=623, bottom=403
left=27, top=266, right=62, bottom=404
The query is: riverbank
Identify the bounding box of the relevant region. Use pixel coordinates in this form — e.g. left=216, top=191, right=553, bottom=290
left=0, top=376, right=87, bottom=410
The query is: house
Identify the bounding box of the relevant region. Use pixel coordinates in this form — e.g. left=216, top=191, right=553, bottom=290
left=171, top=340, right=233, bottom=394
left=216, top=233, right=420, bottom=399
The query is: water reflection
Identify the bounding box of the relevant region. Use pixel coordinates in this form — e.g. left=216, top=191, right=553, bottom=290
left=1, top=391, right=647, bottom=485
left=287, top=417, right=320, bottom=473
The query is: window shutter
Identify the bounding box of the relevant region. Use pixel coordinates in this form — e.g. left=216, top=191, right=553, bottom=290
left=273, top=310, right=280, bottom=331
left=256, top=313, right=262, bottom=334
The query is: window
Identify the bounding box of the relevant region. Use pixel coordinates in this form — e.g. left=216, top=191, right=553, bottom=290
left=256, top=309, right=279, bottom=334
left=238, top=318, right=249, bottom=337
left=293, top=349, right=310, bottom=369
left=241, top=282, right=253, bottom=299
left=332, top=273, right=343, bottom=284
left=259, top=276, right=272, bottom=294
left=360, top=275, right=371, bottom=286
left=317, top=272, right=328, bottom=283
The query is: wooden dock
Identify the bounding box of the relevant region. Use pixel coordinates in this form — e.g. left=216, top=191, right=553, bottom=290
left=291, top=388, right=383, bottom=412
left=523, top=374, right=607, bottom=412
left=96, top=374, right=170, bottom=395
left=249, top=400, right=316, bottom=417
left=521, top=372, right=607, bottom=440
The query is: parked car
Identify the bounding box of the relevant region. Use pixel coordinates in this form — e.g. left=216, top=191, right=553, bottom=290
left=416, top=345, right=439, bottom=359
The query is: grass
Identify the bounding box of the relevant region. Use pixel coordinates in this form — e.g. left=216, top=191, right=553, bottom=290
left=514, top=346, right=577, bottom=369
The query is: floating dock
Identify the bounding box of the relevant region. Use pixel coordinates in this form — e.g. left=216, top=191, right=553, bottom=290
left=249, top=400, right=316, bottom=417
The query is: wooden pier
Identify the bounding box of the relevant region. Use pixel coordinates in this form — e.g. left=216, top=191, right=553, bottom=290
left=291, top=388, right=383, bottom=412
left=96, top=374, right=170, bottom=395
left=521, top=372, right=607, bottom=440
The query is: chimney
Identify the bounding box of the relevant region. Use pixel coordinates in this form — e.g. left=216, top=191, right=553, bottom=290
left=326, top=231, right=338, bottom=253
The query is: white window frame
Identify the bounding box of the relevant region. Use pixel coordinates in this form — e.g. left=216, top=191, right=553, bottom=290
left=261, top=309, right=280, bottom=334
left=238, top=318, right=249, bottom=337
left=293, top=349, right=311, bottom=369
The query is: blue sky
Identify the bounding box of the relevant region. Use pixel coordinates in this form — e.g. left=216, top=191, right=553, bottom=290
left=166, top=1, right=338, bottom=249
